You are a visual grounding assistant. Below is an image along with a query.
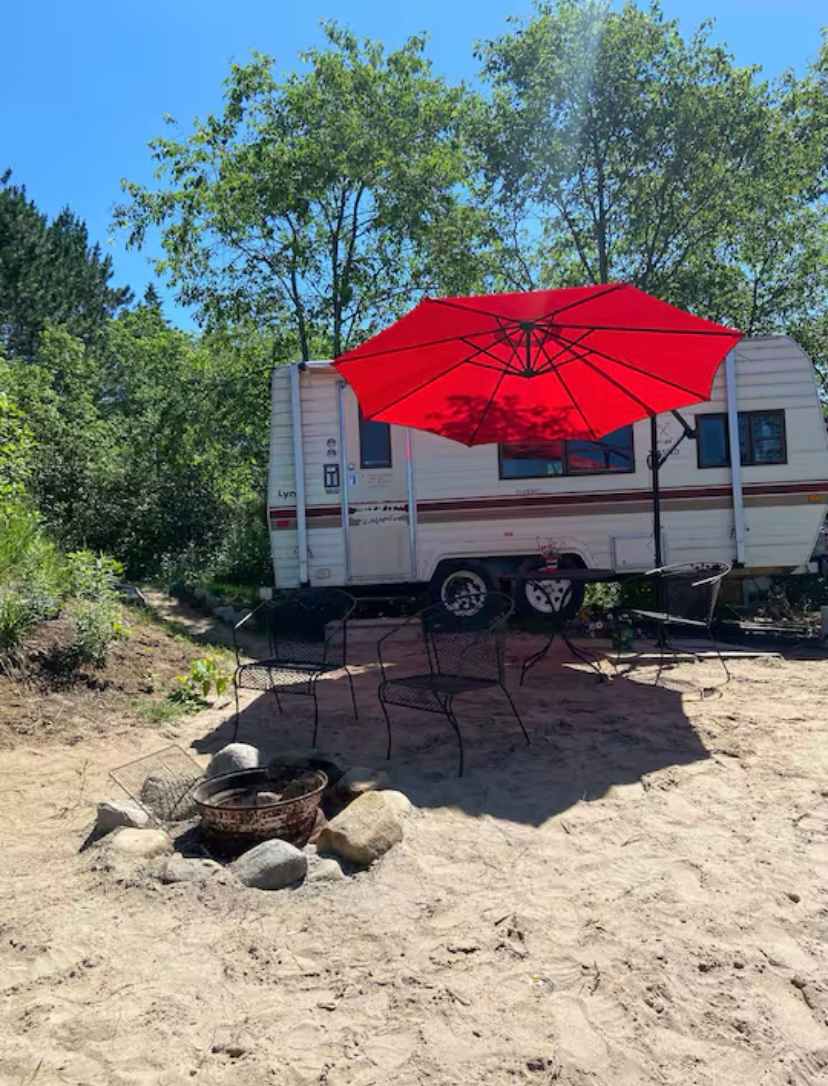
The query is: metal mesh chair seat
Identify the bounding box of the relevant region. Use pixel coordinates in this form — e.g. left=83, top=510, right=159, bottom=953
left=615, top=562, right=732, bottom=690
left=376, top=592, right=529, bottom=776
left=237, top=659, right=342, bottom=683
left=231, top=588, right=358, bottom=745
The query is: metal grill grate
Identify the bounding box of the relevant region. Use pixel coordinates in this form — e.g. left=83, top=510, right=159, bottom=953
left=110, top=744, right=204, bottom=824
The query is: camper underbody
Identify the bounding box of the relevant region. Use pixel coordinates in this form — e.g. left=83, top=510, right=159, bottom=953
left=268, top=336, right=828, bottom=613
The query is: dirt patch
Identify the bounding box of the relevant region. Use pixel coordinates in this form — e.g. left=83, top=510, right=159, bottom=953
left=1, top=613, right=827, bottom=1085
left=0, top=601, right=236, bottom=749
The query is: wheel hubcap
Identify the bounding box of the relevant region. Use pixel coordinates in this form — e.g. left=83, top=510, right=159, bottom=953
left=442, top=571, right=487, bottom=615
left=525, top=577, right=573, bottom=614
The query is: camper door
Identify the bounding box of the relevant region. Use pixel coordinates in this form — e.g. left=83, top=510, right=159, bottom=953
left=339, top=386, right=411, bottom=582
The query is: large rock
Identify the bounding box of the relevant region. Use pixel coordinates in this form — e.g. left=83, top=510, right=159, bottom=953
left=108, top=828, right=173, bottom=858
left=316, top=790, right=412, bottom=867
left=231, top=839, right=307, bottom=890
left=140, top=773, right=200, bottom=821
left=95, top=799, right=149, bottom=834
left=335, top=766, right=391, bottom=800
left=159, top=856, right=222, bottom=884
left=307, top=854, right=346, bottom=884
left=207, top=743, right=260, bottom=779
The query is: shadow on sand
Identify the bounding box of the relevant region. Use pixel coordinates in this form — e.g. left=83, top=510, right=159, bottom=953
left=192, top=634, right=710, bottom=828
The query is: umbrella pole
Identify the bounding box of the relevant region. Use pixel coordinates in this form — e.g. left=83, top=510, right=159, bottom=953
left=650, top=415, right=663, bottom=568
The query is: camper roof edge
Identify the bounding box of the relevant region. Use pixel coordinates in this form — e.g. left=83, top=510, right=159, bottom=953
left=289, top=362, right=310, bottom=585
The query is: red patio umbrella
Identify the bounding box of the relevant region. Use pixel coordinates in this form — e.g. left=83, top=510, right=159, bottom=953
left=334, top=283, right=743, bottom=566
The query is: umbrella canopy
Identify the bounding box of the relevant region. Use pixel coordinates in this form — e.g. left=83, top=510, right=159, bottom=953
left=334, top=284, right=742, bottom=445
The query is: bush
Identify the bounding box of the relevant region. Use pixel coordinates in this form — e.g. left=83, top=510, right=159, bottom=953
left=62, top=551, right=126, bottom=666
left=155, top=505, right=272, bottom=594
left=0, top=503, right=67, bottom=660
left=65, top=596, right=127, bottom=667
left=0, top=589, right=37, bottom=655
left=64, top=550, right=123, bottom=601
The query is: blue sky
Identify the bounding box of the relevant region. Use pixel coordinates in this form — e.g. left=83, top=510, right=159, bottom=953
left=2, top=0, right=824, bottom=329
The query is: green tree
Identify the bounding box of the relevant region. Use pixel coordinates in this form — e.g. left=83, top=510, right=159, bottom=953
left=5, top=327, right=119, bottom=541
left=0, top=172, right=132, bottom=360
left=476, top=1, right=826, bottom=330
left=0, top=377, right=33, bottom=509
left=116, top=23, right=491, bottom=358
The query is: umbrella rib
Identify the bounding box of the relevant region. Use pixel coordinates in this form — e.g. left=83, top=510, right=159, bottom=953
left=541, top=282, right=627, bottom=322
left=550, top=328, right=708, bottom=400
left=537, top=335, right=599, bottom=441
left=556, top=344, right=657, bottom=419
left=458, top=329, right=521, bottom=373
left=336, top=325, right=506, bottom=363
left=365, top=327, right=516, bottom=418
left=467, top=367, right=510, bottom=446
left=430, top=296, right=525, bottom=324
left=552, top=321, right=741, bottom=337
left=533, top=329, right=592, bottom=375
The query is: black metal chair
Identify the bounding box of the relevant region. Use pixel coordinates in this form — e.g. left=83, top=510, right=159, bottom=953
left=377, top=592, right=529, bottom=776
left=614, top=561, right=732, bottom=688
left=232, top=588, right=358, bottom=745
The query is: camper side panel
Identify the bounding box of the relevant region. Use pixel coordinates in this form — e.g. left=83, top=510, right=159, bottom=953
left=267, top=368, right=301, bottom=588
left=268, top=367, right=347, bottom=589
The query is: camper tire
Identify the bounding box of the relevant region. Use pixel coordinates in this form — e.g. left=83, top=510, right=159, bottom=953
left=516, top=555, right=585, bottom=620
left=430, top=560, right=496, bottom=617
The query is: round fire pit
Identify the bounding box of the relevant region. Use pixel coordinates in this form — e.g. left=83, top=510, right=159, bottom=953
left=192, top=764, right=328, bottom=849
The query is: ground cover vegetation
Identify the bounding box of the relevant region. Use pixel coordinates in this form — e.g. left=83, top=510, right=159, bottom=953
left=1, top=3, right=826, bottom=632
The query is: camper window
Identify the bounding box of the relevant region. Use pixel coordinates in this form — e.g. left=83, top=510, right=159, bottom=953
left=359, top=411, right=392, bottom=469
left=697, top=410, right=787, bottom=468
left=499, top=426, right=634, bottom=479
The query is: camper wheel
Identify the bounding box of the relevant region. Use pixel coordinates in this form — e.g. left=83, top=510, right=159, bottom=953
left=516, top=554, right=585, bottom=619
left=430, top=560, right=496, bottom=616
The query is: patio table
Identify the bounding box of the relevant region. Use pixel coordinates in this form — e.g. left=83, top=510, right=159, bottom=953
left=511, top=567, right=631, bottom=684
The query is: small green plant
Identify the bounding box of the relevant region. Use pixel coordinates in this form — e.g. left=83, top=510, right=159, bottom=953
left=65, top=596, right=128, bottom=667
left=64, top=550, right=124, bottom=601
left=171, top=655, right=231, bottom=706
left=0, top=589, right=36, bottom=655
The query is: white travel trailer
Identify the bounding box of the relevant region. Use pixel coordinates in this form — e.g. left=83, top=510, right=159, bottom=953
left=268, top=336, right=828, bottom=613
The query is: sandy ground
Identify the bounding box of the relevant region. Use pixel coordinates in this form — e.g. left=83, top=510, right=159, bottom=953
left=1, top=608, right=827, bottom=1086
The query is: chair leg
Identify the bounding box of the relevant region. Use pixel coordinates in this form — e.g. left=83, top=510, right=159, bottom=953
left=233, top=675, right=242, bottom=741
left=445, top=699, right=465, bottom=778
left=708, top=626, right=732, bottom=687
left=379, top=692, right=393, bottom=761
left=500, top=683, right=530, bottom=746
left=310, top=677, right=320, bottom=748
left=654, top=625, right=667, bottom=687
left=520, top=635, right=555, bottom=686
left=345, top=666, right=359, bottom=720
left=271, top=686, right=283, bottom=714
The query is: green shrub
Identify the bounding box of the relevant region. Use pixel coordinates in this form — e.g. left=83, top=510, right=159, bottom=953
left=0, top=503, right=67, bottom=660
left=65, top=596, right=127, bottom=667
left=0, top=589, right=37, bottom=654
left=64, top=550, right=123, bottom=601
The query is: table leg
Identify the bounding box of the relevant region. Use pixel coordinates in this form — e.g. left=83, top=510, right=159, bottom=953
left=561, top=628, right=608, bottom=681
left=520, top=633, right=557, bottom=685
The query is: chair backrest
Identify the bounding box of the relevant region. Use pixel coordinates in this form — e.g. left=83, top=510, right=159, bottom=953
left=659, top=562, right=731, bottom=627
left=420, top=592, right=513, bottom=681
left=268, top=588, right=356, bottom=666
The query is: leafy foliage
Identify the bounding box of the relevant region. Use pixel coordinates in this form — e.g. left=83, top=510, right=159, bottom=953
left=0, top=171, right=132, bottom=360
left=116, top=23, right=495, bottom=358
left=476, top=2, right=827, bottom=337
left=170, top=654, right=231, bottom=707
